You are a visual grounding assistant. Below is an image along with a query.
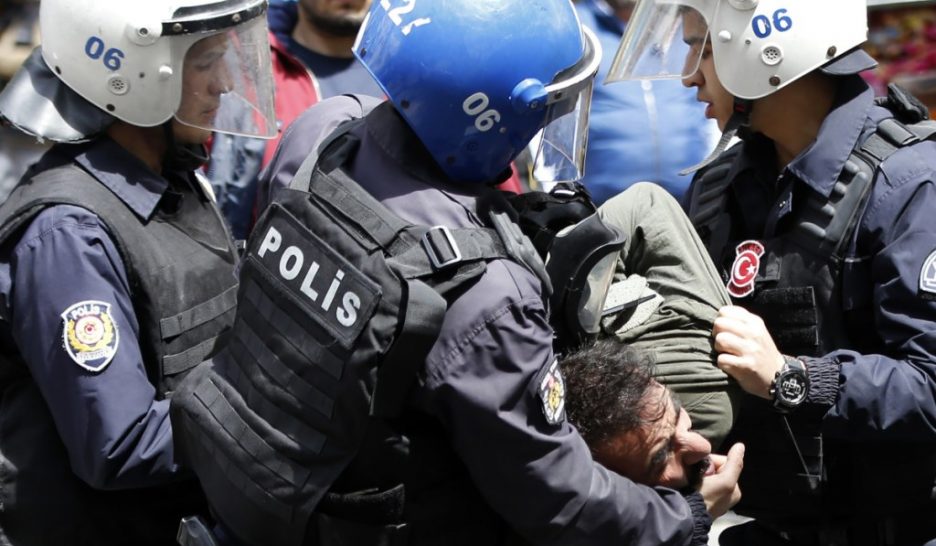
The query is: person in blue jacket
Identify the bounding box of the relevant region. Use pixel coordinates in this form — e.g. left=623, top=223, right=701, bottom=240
left=610, top=0, right=936, bottom=544
left=169, top=1, right=744, bottom=545
left=0, top=0, right=276, bottom=544
left=573, top=0, right=716, bottom=204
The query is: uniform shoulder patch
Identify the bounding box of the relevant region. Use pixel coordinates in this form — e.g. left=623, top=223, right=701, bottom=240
left=921, top=250, right=936, bottom=296
left=536, top=358, right=566, bottom=425
left=61, top=300, right=119, bottom=372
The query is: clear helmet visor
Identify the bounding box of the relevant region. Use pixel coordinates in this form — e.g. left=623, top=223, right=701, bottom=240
left=174, top=16, right=276, bottom=139
left=606, top=1, right=710, bottom=82
left=533, top=26, right=601, bottom=184
left=533, top=79, right=594, bottom=184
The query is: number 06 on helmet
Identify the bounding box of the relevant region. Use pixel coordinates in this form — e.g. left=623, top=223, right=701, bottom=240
left=353, top=0, right=602, bottom=185
left=34, top=0, right=277, bottom=138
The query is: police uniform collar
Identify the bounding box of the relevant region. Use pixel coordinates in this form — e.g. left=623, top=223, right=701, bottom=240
left=363, top=101, right=469, bottom=190
left=716, top=136, right=768, bottom=192
left=783, top=76, right=873, bottom=199
left=728, top=76, right=874, bottom=199
left=71, top=137, right=171, bottom=221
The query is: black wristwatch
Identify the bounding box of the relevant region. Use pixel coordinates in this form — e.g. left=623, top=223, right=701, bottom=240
left=770, top=356, right=809, bottom=413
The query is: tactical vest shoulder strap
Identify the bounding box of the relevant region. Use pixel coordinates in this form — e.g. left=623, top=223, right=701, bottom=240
left=687, top=142, right=742, bottom=254
left=292, top=118, right=520, bottom=418
left=0, top=165, right=144, bottom=314
left=792, top=116, right=936, bottom=257
left=304, top=135, right=511, bottom=287
left=309, top=163, right=512, bottom=418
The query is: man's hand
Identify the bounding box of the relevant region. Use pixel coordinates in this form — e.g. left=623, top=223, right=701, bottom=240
left=699, top=443, right=744, bottom=518
left=712, top=305, right=784, bottom=399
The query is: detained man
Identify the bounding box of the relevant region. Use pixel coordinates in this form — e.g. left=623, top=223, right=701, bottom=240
left=562, top=338, right=741, bottom=545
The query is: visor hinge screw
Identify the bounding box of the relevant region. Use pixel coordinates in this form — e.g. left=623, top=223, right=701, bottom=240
left=827, top=46, right=837, bottom=58
left=172, top=23, right=183, bottom=33
left=769, top=75, right=781, bottom=86
left=232, top=13, right=242, bottom=23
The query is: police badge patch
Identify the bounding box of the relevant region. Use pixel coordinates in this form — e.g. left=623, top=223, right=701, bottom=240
left=62, top=300, right=119, bottom=372
left=727, top=240, right=765, bottom=298
left=537, top=358, right=566, bottom=425
left=921, top=249, right=936, bottom=297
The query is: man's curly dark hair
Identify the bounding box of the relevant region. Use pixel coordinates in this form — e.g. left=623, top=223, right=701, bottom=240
left=560, top=338, right=666, bottom=448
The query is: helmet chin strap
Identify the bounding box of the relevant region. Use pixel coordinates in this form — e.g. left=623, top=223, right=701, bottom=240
left=679, top=97, right=753, bottom=176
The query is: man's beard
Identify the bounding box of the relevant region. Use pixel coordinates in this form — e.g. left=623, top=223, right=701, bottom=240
left=301, top=3, right=366, bottom=37
left=681, top=456, right=712, bottom=493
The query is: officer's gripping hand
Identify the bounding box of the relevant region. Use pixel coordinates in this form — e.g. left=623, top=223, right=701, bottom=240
left=699, top=443, right=744, bottom=518
left=712, top=305, right=784, bottom=399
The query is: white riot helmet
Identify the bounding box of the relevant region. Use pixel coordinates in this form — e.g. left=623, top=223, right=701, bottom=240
left=0, top=0, right=275, bottom=141
left=606, top=0, right=872, bottom=99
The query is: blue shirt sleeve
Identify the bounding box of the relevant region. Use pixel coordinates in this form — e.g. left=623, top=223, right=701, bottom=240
left=4, top=204, right=185, bottom=489
left=421, top=260, right=694, bottom=546
left=816, top=156, right=936, bottom=442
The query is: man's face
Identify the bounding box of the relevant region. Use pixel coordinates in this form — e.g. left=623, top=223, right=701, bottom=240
left=174, top=33, right=232, bottom=145
left=595, top=383, right=713, bottom=491
left=680, top=10, right=734, bottom=132
left=298, top=0, right=371, bottom=37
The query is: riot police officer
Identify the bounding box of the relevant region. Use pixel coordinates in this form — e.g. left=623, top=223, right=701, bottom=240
left=169, top=1, right=744, bottom=545
left=0, top=0, right=276, bottom=544
left=610, top=0, right=936, bottom=544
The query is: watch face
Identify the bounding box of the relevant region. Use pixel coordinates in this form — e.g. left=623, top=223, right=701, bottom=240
left=778, top=372, right=808, bottom=406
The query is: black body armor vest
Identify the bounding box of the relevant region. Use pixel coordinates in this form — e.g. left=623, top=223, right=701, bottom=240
left=688, top=115, right=936, bottom=528
left=0, top=162, right=238, bottom=546
left=171, top=118, right=541, bottom=546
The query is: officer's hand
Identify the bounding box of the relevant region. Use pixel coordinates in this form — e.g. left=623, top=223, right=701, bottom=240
left=699, top=443, right=744, bottom=519
left=712, top=305, right=784, bottom=399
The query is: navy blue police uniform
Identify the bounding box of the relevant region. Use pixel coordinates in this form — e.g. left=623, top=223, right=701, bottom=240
left=686, top=74, right=936, bottom=544
left=0, top=137, right=238, bottom=545
left=182, top=94, right=712, bottom=546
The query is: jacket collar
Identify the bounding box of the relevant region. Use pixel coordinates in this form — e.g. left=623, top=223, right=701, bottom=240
left=729, top=75, right=875, bottom=198
left=362, top=102, right=463, bottom=190
left=67, top=137, right=170, bottom=221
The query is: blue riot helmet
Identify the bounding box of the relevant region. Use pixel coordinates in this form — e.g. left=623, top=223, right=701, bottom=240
left=353, top=0, right=601, bottom=184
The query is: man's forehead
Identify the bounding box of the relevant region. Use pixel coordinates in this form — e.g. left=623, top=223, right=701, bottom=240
left=640, top=384, right=677, bottom=433
left=190, top=33, right=228, bottom=54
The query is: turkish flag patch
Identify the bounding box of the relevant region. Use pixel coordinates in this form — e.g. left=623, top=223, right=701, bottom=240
left=727, top=240, right=765, bottom=298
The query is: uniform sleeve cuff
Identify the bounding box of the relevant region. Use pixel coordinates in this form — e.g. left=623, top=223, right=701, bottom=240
left=684, top=491, right=712, bottom=546
left=804, top=356, right=840, bottom=408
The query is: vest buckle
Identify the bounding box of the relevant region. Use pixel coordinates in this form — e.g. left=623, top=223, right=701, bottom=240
left=421, top=225, right=462, bottom=270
